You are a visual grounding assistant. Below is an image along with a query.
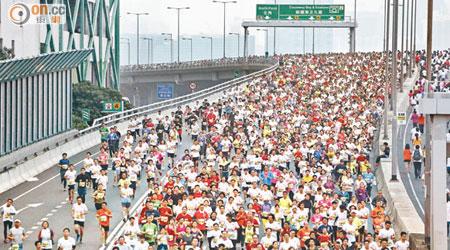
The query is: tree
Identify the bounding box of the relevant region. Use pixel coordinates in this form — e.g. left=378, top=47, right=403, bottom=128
left=0, top=47, right=15, bottom=60
left=72, top=81, right=133, bottom=130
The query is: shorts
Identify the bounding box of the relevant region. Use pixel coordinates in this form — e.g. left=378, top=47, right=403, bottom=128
left=68, top=184, right=75, bottom=190
left=404, top=160, right=411, bottom=163
left=168, top=153, right=175, bottom=158
left=192, top=157, right=200, bottom=162
left=101, top=225, right=110, bottom=232
left=100, top=164, right=108, bottom=171
left=130, top=181, right=137, bottom=189
left=74, top=221, right=85, bottom=227
left=147, top=177, right=154, bottom=183
left=95, top=203, right=102, bottom=211
left=122, top=202, right=131, bottom=208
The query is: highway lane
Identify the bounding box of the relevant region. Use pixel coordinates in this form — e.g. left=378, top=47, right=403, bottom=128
left=397, top=108, right=425, bottom=220
left=0, top=130, right=192, bottom=250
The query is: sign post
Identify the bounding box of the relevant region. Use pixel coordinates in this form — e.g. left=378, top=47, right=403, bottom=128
left=256, top=4, right=345, bottom=21
left=81, top=109, right=90, bottom=121
left=103, top=101, right=123, bottom=112
left=157, top=84, right=174, bottom=99
left=396, top=112, right=407, bottom=125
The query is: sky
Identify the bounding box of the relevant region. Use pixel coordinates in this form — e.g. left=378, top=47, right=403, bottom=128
left=119, top=0, right=450, bottom=64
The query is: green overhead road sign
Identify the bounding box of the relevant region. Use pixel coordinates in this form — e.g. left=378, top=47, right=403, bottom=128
left=256, top=4, right=279, bottom=20
left=256, top=4, right=345, bottom=21
left=82, top=109, right=90, bottom=121
left=103, top=101, right=123, bottom=112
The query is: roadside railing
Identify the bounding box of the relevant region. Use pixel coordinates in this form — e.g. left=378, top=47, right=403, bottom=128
left=80, top=58, right=279, bottom=134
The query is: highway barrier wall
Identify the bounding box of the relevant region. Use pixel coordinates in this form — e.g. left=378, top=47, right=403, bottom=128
left=0, top=60, right=279, bottom=194
left=375, top=68, right=426, bottom=249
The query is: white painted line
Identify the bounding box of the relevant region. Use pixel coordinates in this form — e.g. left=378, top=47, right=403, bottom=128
left=51, top=209, right=57, bottom=213
left=402, top=113, right=425, bottom=215
left=31, top=226, right=38, bottom=230
left=41, top=217, right=48, bottom=221
left=26, top=231, right=33, bottom=235
left=46, top=213, right=53, bottom=217
left=10, top=152, right=100, bottom=202
left=56, top=205, right=62, bottom=209
left=36, top=222, right=41, bottom=225
left=61, top=201, right=67, bottom=205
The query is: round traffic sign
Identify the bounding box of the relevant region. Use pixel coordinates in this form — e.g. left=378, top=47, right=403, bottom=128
left=189, top=82, right=197, bottom=90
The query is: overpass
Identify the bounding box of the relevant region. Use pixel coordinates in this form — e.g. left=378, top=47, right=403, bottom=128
left=119, top=57, right=277, bottom=105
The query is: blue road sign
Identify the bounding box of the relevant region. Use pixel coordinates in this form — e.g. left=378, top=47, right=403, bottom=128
left=157, top=84, right=174, bottom=99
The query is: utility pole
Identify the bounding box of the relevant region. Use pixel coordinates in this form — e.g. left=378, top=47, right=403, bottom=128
left=229, top=33, right=240, bottom=57
left=424, top=0, right=433, bottom=248
left=312, top=0, right=315, bottom=54
left=383, top=0, right=391, bottom=140
left=120, top=38, right=131, bottom=65
left=127, top=12, right=149, bottom=65
left=383, top=0, right=387, bottom=51
left=162, top=33, right=173, bottom=63
left=168, top=7, right=190, bottom=63
left=405, top=0, right=410, bottom=78
left=257, top=29, right=269, bottom=56
left=273, top=0, right=277, bottom=55
left=409, top=0, right=414, bottom=76
left=213, top=0, right=237, bottom=58
left=182, top=38, right=193, bottom=62
left=201, top=36, right=213, bottom=60
left=400, top=0, right=405, bottom=92
left=391, top=0, right=399, bottom=181
left=141, top=38, right=153, bottom=64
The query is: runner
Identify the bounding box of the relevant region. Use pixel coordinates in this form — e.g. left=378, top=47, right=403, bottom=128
left=56, top=228, right=76, bottom=250
left=72, top=197, right=88, bottom=244
left=7, top=219, right=26, bottom=250
left=64, top=164, right=77, bottom=204
left=96, top=202, right=112, bottom=247
left=1, top=198, right=15, bottom=243
left=58, top=153, right=70, bottom=191
left=37, top=221, right=54, bottom=250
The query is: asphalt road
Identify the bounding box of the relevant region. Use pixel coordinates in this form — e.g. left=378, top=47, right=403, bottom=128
left=0, top=131, right=192, bottom=250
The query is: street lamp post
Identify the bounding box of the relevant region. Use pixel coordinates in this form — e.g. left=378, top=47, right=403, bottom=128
left=141, top=38, right=153, bottom=64
left=391, top=0, right=399, bottom=181
left=162, top=33, right=173, bottom=63
left=229, top=33, right=240, bottom=57
left=182, top=38, right=193, bottom=62
left=257, top=29, right=269, bottom=56
left=120, top=38, right=131, bottom=65
left=213, top=0, right=237, bottom=58
left=168, top=7, right=190, bottom=63
left=201, top=36, right=213, bottom=60
left=127, top=12, right=149, bottom=65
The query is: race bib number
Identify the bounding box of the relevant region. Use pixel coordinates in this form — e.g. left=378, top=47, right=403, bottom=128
left=161, top=216, right=168, bottom=222
left=79, top=181, right=85, bottom=187
left=97, top=193, right=105, bottom=199
left=146, top=228, right=155, bottom=235
left=100, top=215, right=107, bottom=222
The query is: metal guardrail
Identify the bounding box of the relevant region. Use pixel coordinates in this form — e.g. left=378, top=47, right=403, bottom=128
left=80, top=59, right=279, bottom=135
left=120, top=57, right=276, bottom=72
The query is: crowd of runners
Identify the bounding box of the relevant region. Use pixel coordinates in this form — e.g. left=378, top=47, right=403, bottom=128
left=1, top=53, right=415, bottom=250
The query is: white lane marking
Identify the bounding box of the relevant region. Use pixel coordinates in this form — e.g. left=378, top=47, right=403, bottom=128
left=31, top=226, right=38, bottom=230
left=402, top=113, right=425, bottom=215
left=41, top=217, right=48, bottom=221
left=56, top=205, right=62, bottom=209
left=36, top=222, right=41, bottom=225
left=16, top=203, right=44, bottom=214
left=10, top=152, right=99, bottom=202
left=26, top=231, right=33, bottom=235
left=46, top=213, right=53, bottom=217
left=61, top=201, right=67, bottom=205
left=51, top=209, right=57, bottom=213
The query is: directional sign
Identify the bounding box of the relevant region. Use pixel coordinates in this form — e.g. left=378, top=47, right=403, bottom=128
left=157, top=84, right=174, bottom=99
left=397, top=112, right=407, bottom=125
left=256, top=4, right=279, bottom=20
left=82, top=109, right=90, bottom=121
left=256, top=4, right=345, bottom=21
left=103, top=101, right=123, bottom=112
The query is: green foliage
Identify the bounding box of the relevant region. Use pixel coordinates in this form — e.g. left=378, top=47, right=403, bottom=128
left=72, top=81, right=133, bottom=130
left=0, top=47, right=15, bottom=60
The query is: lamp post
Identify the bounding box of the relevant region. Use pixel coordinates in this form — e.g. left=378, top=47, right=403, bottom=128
left=257, top=29, right=269, bottom=57
left=141, top=38, right=153, bottom=64
left=229, top=33, right=240, bottom=57
left=167, top=7, right=190, bottom=63
left=182, top=38, right=193, bottom=62
left=120, top=38, right=130, bottom=65
left=201, top=36, right=213, bottom=60
left=127, top=12, right=149, bottom=65
left=162, top=33, right=173, bottom=63
left=391, top=0, right=399, bottom=181
left=212, top=0, right=237, bottom=58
